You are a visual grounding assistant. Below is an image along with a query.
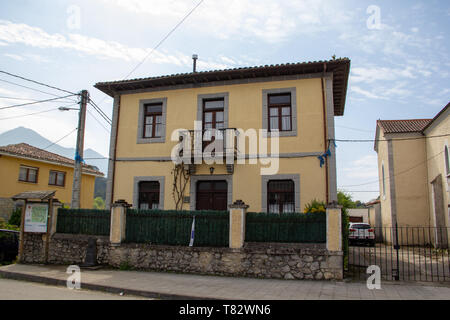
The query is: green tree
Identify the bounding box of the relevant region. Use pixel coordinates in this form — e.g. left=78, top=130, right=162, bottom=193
left=93, top=197, right=105, bottom=209
left=8, top=208, right=22, bottom=227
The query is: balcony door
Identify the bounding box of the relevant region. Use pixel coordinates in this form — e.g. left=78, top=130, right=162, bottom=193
left=203, top=98, right=224, bottom=149
left=196, top=180, right=227, bottom=211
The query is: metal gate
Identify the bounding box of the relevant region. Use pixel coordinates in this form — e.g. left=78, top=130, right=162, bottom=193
left=347, top=225, right=450, bottom=282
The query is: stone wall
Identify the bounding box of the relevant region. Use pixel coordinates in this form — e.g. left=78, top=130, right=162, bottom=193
left=109, top=242, right=342, bottom=280
left=21, top=233, right=109, bottom=265
left=0, top=198, right=16, bottom=221
left=21, top=234, right=343, bottom=280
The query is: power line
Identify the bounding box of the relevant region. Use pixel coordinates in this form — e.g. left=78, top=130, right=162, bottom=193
left=339, top=150, right=445, bottom=188
left=333, top=133, right=450, bottom=143
left=0, top=95, right=75, bottom=103
left=124, top=0, right=205, bottom=80
left=0, top=70, right=77, bottom=96
left=335, top=125, right=374, bottom=133
left=0, top=78, right=78, bottom=101
left=43, top=128, right=78, bottom=150
left=0, top=107, right=59, bottom=120
left=88, top=100, right=111, bottom=124
left=86, top=108, right=110, bottom=133
left=93, top=0, right=205, bottom=109
left=0, top=94, right=78, bottom=110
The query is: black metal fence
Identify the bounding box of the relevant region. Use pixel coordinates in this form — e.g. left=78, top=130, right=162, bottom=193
left=125, top=209, right=229, bottom=247
left=56, top=208, right=110, bottom=236
left=245, top=212, right=326, bottom=243
left=348, top=226, right=450, bottom=282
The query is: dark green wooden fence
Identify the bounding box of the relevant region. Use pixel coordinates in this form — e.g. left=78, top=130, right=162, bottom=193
left=245, top=211, right=326, bottom=243
left=125, top=209, right=229, bottom=247
left=56, top=208, right=110, bottom=236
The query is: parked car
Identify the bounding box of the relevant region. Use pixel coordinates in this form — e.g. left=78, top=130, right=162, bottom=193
left=349, top=223, right=375, bottom=246
left=0, top=229, right=19, bottom=262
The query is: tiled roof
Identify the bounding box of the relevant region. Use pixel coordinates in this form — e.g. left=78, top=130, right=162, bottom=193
left=377, top=119, right=432, bottom=134
left=0, top=143, right=103, bottom=176
left=95, top=58, right=351, bottom=116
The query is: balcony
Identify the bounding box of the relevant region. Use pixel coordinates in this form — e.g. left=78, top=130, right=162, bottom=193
left=177, top=128, right=240, bottom=173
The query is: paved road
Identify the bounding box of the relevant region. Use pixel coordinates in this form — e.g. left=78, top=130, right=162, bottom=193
left=2, top=264, right=450, bottom=300
left=0, top=278, right=150, bottom=300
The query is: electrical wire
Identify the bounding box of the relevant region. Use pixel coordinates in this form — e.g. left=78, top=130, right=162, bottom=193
left=87, top=108, right=110, bottom=133
left=92, top=0, right=205, bottom=109
left=88, top=100, right=111, bottom=124
left=0, top=94, right=78, bottom=110
left=332, top=134, right=450, bottom=143
left=124, top=0, right=205, bottom=80
left=0, top=107, right=59, bottom=120
left=339, top=150, right=445, bottom=188
left=43, top=128, right=78, bottom=150
left=0, top=78, right=78, bottom=101
left=0, top=95, right=75, bottom=103
left=0, top=70, right=77, bottom=96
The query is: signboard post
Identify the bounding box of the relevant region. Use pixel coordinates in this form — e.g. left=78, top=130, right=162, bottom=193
left=24, top=203, right=49, bottom=233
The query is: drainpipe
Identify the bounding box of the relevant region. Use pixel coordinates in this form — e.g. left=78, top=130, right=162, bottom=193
left=321, top=63, right=329, bottom=203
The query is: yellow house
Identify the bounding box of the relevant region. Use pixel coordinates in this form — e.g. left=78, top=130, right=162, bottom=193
left=374, top=102, right=449, bottom=246
left=0, top=143, right=103, bottom=209
left=95, top=59, right=350, bottom=212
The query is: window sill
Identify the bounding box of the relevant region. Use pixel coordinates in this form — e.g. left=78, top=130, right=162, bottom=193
left=48, top=184, right=65, bottom=188
left=137, top=137, right=165, bottom=144
left=18, top=180, right=38, bottom=184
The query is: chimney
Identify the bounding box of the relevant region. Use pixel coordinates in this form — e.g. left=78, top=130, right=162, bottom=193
left=192, top=54, right=198, bottom=72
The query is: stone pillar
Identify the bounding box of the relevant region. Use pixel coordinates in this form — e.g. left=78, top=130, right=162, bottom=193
left=228, top=200, right=248, bottom=249
left=110, top=200, right=130, bottom=246
left=326, top=204, right=342, bottom=252
left=50, top=200, right=62, bottom=236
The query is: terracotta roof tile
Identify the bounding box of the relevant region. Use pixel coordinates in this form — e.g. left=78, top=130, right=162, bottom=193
left=377, top=119, right=432, bottom=134
left=0, top=143, right=103, bottom=176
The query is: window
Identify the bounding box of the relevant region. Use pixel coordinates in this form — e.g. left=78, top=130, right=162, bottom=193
left=203, top=98, right=225, bottom=145
left=18, top=166, right=38, bottom=183
left=137, top=98, right=167, bottom=144
left=262, top=88, right=297, bottom=137
left=445, top=145, right=449, bottom=176
left=49, top=170, right=65, bottom=187
left=143, top=103, right=163, bottom=138
left=268, top=93, right=292, bottom=132
left=267, top=180, right=295, bottom=213
left=138, top=181, right=160, bottom=210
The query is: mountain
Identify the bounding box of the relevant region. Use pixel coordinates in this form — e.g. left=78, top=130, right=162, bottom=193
left=0, top=127, right=108, bottom=174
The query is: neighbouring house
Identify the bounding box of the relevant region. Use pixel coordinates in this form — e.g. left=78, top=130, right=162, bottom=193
left=374, top=102, right=449, bottom=246
left=0, top=143, right=104, bottom=212
left=94, top=58, right=350, bottom=212
left=347, top=208, right=369, bottom=223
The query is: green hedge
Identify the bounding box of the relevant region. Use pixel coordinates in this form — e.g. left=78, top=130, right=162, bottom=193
left=125, top=209, right=229, bottom=247
left=245, top=211, right=326, bottom=243
left=56, top=208, right=110, bottom=236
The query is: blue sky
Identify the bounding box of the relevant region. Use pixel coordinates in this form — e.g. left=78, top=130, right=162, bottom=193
left=0, top=0, right=449, bottom=202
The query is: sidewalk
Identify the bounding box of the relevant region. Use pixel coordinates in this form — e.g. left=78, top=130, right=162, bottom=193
left=1, top=263, right=450, bottom=300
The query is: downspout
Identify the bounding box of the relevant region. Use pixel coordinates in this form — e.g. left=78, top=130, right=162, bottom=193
left=321, top=63, right=329, bottom=203
left=111, top=95, right=120, bottom=205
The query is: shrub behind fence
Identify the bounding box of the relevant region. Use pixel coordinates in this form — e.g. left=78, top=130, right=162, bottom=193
left=125, top=209, right=229, bottom=247
left=56, top=208, right=110, bottom=236
left=245, top=211, right=326, bottom=243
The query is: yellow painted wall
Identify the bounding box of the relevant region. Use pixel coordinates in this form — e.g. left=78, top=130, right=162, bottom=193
left=391, top=136, right=430, bottom=226
left=377, top=129, right=393, bottom=228
left=116, top=78, right=326, bottom=158
left=0, top=155, right=97, bottom=208
left=425, top=114, right=450, bottom=229
left=113, top=78, right=328, bottom=211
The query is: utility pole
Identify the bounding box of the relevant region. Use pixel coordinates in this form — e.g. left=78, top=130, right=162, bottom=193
left=71, top=90, right=88, bottom=209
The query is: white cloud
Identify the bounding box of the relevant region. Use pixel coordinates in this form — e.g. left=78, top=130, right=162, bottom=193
left=351, top=66, right=416, bottom=83
left=4, top=53, right=24, bottom=61
left=343, top=155, right=379, bottom=179
left=0, top=20, right=240, bottom=71
left=100, top=0, right=353, bottom=43
left=350, top=86, right=384, bottom=100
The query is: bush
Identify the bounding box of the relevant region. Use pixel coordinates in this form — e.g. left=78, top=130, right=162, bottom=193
left=303, top=199, right=326, bottom=214
left=8, top=208, right=22, bottom=227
